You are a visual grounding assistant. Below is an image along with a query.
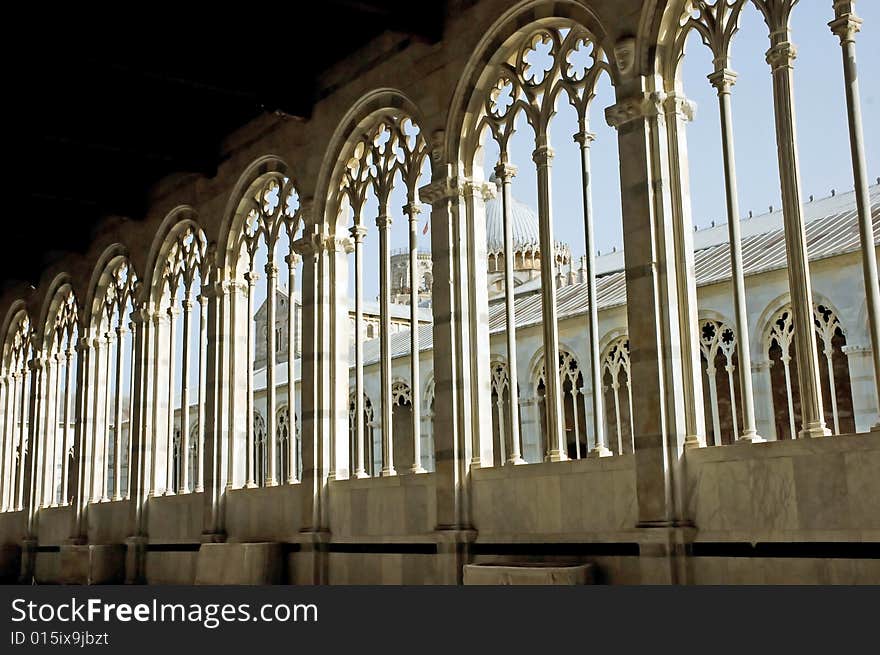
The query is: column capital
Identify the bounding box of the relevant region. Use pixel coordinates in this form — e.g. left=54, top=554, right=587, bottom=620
left=460, top=178, right=496, bottom=202
left=605, top=91, right=664, bottom=129
left=375, top=214, right=392, bottom=230
left=662, top=91, right=697, bottom=121
left=419, top=177, right=462, bottom=204
left=493, top=162, right=518, bottom=182
left=244, top=270, right=261, bottom=286
left=292, top=230, right=325, bottom=260
left=27, top=357, right=44, bottom=372
left=572, top=129, right=596, bottom=147
left=264, top=261, right=279, bottom=277
left=285, top=252, right=303, bottom=267
left=531, top=145, right=555, bottom=166
left=829, top=10, right=862, bottom=45
left=765, top=41, right=796, bottom=72
left=706, top=66, right=738, bottom=95
left=166, top=304, right=180, bottom=319
left=324, top=235, right=354, bottom=254
left=402, top=201, right=422, bottom=221
left=349, top=224, right=368, bottom=243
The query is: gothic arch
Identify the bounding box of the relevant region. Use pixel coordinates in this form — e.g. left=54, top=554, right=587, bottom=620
left=317, top=88, right=430, bottom=237
left=145, top=207, right=207, bottom=306
left=218, top=156, right=295, bottom=276
left=448, top=0, right=611, bottom=174
left=83, top=245, right=134, bottom=332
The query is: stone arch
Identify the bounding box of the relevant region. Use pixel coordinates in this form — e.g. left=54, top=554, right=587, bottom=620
left=0, top=302, right=31, bottom=371
left=316, top=88, right=431, bottom=237
left=218, top=155, right=295, bottom=277
left=447, top=0, right=611, bottom=177
left=145, top=206, right=207, bottom=307
left=83, top=245, right=133, bottom=333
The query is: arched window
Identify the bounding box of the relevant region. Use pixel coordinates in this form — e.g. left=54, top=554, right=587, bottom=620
left=90, top=258, right=138, bottom=503
left=767, top=303, right=854, bottom=439
left=464, top=19, right=619, bottom=464
left=601, top=336, right=634, bottom=456
left=41, top=288, right=79, bottom=507
left=1, top=313, right=32, bottom=512
left=231, top=174, right=302, bottom=489
left=160, top=224, right=207, bottom=495
left=348, top=392, right=376, bottom=477
left=490, top=360, right=516, bottom=466
left=253, top=412, right=267, bottom=487
left=535, top=350, right=588, bottom=461
left=338, top=112, right=432, bottom=479
left=699, top=319, right=743, bottom=446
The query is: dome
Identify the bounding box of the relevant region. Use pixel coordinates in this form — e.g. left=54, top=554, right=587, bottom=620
left=484, top=180, right=541, bottom=256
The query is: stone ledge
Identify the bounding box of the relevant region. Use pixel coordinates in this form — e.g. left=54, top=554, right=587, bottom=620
left=195, top=542, right=282, bottom=585
left=463, top=563, right=595, bottom=585
left=60, top=545, right=125, bottom=585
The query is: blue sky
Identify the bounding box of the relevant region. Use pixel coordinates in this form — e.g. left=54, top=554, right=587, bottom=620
left=349, top=3, right=880, bottom=300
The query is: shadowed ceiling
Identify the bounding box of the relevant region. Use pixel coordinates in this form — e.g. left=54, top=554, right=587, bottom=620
left=7, top=1, right=447, bottom=289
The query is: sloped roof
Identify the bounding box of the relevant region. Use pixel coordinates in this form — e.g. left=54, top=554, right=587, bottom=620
left=354, top=184, right=879, bottom=368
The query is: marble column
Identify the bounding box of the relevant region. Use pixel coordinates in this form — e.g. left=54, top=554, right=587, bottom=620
left=662, top=93, right=708, bottom=450
left=165, top=307, right=179, bottom=494
left=495, top=161, right=525, bottom=465
left=124, top=307, right=150, bottom=583
left=404, top=200, right=426, bottom=473
left=202, top=275, right=231, bottom=543
left=244, top=271, right=258, bottom=487
left=605, top=85, right=692, bottom=532
left=113, top=325, right=126, bottom=500
left=69, top=337, right=90, bottom=542
left=24, top=357, right=44, bottom=538
left=350, top=224, right=368, bottom=478
left=420, top=173, right=476, bottom=538
left=707, top=69, right=763, bottom=443
left=197, top=294, right=207, bottom=491
left=830, top=1, right=880, bottom=429
left=460, top=180, right=494, bottom=469
left=265, top=258, right=278, bottom=487
left=763, top=18, right=829, bottom=438
left=532, top=140, right=566, bottom=461
left=178, top=293, right=192, bottom=493
left=574, top=128, right=612, bottom=458
left=0, top=375, right=12, bottom=510
left=285, top=252, right=300, bottom=483
left=376, top=211, right=396, bottom=477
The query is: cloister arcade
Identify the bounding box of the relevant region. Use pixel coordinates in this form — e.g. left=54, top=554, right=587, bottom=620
left=0, top=0, right=878, bottom=585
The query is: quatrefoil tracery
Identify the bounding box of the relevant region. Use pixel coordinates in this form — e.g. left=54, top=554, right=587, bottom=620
left=476, top=23, right=606, bottom=156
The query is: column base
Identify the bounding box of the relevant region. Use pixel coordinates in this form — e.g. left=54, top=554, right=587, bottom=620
left=587, top=445, right=614, bottom=458
left=410, top=465, right=428, bottom=474
left=799, top=423, right=832, bottom=439
left=381, top=467, right=397, bottom=477
left=244, top=482, right=257, bottom=489
left=547, top=450, right=569, bottom=462
left=505, top=456, right=527, bottom=466
left=683, top=435, right=705, bottom=450
left=737, top=431, right=766, bottom=444
left=354, top=470, right=370, bottom=479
